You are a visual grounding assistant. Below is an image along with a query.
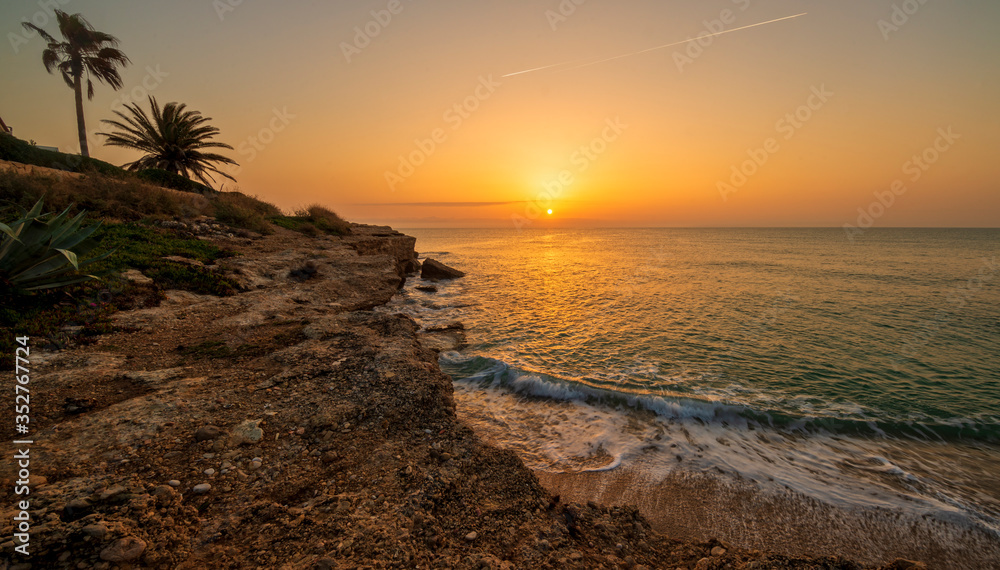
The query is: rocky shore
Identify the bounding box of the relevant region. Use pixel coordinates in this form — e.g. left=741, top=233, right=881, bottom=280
left=1, top=224, right=924, bottom=569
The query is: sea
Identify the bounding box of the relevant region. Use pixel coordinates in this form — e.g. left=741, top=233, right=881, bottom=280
left=381, top=227, right=1000, bottom=565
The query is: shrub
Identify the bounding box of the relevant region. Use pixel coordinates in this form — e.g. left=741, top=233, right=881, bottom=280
left=136, top=168, right=215, bottom=195
left=212, top=192, right=280, bottom=235
left=0, top=200, right=115, bottom=296
left=0, top=132, right=122, bottom=177
left=273, top=204, right=351, bottom=237
left=299, top=204, right=351, bottom=236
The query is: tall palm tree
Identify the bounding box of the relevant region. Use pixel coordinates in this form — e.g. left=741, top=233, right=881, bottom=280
left=23, top=10, right=130, bottom=157
left=98, top=96, right=238, bottom=187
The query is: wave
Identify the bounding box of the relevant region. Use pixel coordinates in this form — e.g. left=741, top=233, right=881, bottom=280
left=440, top=352, right=1000, bottom=444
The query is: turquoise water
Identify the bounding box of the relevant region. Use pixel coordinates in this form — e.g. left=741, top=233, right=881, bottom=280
left=385, top=228, right=1000, bottom=535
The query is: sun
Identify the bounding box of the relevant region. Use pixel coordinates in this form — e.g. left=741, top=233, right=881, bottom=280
left=547, top=209, right=553, bottom=215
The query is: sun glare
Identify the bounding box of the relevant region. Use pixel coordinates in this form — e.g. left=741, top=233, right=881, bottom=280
left=547, top=209, right=553, bottom=215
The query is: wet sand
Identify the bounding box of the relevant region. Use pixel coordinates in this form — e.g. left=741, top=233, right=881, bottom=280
left=534, top=463, right=1000, bottom=569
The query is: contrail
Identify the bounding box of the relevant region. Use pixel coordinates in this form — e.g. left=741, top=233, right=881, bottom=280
left=502, top=12, right=807, bottom=78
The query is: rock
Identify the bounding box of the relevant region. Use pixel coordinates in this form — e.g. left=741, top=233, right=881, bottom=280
left=465, top=531, right=478, bottom=541
left=420, top=258, right=465, bottom=280
left=99, top=485, right=127, bottom=501
left=192, top=483, right=212, bottom=494
left=195, top=425, right=223, bottom=441
left=231, top=420, right=264, bottom=444
left=100, top=536, right=147, bottom=562
left=121, top=269, right=153, bottom=285
left=82, top=524, right=108, bottom=538
left=62, top=498, right=93, bottom=522
left=168, top=480, right=181, bottom=487
left=711, top=546, right=727, bottom=556
left=204, top=468, right=216, bottom=476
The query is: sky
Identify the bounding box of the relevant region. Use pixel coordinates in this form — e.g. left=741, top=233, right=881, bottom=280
left=1, top=0, right=998, bottom=228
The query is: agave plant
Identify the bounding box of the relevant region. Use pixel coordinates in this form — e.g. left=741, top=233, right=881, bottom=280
left=0, top=200, right=115, bottom=294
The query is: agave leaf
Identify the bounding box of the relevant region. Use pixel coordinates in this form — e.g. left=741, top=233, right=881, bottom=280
left=24, top=199, right=44, bottom=220
left=21, top=274, right=102, bottom=291
left=48, top=210, right=87, bottom=245
left=0, top=221, right=16, bottom=240
left=52, top=222, right=100, bottom=251
left=13, top=253, right=77, bottom=283
left=57, top=248, right=80, bottom=270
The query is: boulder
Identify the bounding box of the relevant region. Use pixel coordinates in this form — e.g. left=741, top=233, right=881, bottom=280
left=421, top=259, right=465, bottom=280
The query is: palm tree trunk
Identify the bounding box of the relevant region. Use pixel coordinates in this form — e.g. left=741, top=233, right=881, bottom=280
left=73, top=74, right=90, bottom=157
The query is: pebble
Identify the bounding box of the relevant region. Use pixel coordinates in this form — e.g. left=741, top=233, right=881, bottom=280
left=711, top=546, right=727, bottom=557
left=204, top=468, right=216, bottom=476
left=250, top=460, right=263, bottom=470
left=465, top=531, right=478, bottom=541
left=168, top=480, right=181, bottom=487
left=82, top=524, right=108, bottom=538
left=100, top=536, right=147, bottom=562
left=192, top=483, right=212, bottom=494
left=99, top=485, right=127, bottom=501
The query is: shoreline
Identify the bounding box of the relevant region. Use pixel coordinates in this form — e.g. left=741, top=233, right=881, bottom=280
left=1, top=223, right=918, bottom=568
left=533, top=464, right=1000, bottom=569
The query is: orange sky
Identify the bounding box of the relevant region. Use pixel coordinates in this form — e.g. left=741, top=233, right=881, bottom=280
left=2, top=0, right=998, bottom=227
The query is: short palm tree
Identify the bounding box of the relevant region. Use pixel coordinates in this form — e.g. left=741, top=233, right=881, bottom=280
left=98, top=96, right=239, bottom=187
left=23, top=10, right=130, bottom=158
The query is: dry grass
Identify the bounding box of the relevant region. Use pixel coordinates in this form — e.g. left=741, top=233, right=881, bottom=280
left=0, top=166, right=210, bottom=221
left=294, top=204, right=352, bottom=236
left=212, top=191, right=282, bottom=235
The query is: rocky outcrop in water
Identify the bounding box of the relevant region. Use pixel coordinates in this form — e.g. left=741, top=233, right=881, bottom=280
left=421, top=258, right=466, bottom=280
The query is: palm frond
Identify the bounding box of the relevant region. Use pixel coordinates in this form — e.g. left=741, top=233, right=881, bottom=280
left=98, top=96, right=239, bottom=189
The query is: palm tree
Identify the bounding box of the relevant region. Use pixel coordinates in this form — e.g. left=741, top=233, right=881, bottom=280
left=98, top=96, right=239, bottom=187
left=22, top=11, right=130, bottom=157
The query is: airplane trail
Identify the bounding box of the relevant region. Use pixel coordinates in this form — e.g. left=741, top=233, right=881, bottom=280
left=501, top=12, right=807, bottom=78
